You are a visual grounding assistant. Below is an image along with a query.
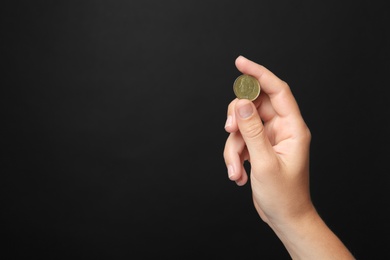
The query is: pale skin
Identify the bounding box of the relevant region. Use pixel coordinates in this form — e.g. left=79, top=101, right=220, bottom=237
left=223, top=56, right=355, bottom=260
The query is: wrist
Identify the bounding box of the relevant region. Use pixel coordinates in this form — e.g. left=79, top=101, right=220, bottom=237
left=267, top=203, right=319, bottom=240
left=267, top=206, right=355, bottom=259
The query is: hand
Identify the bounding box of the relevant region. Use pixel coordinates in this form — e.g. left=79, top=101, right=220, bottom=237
left=223, top=56, right=355, bottom=259
left=224, top=56, right=313, bottom=224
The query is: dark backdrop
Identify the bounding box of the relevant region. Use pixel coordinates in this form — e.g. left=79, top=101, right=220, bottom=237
left=1, top=1, right=389, bottom=259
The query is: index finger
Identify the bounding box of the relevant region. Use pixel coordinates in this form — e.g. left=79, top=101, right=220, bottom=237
left=235, top=56, right=301, bottom=118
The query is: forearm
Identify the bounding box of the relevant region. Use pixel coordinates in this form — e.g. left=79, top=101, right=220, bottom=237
left=268, top=207, right=355, bottom=260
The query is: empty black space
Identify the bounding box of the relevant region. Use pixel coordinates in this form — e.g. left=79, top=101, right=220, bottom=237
left=1, top=1, right=389, bottom=259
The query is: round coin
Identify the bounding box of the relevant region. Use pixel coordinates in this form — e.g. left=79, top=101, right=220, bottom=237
left=233, top=74, right=261, bottom=101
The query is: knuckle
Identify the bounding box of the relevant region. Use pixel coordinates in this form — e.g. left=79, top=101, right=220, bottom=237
left=304, top=127, right=312, bottom=142
left=279, top=81, right=292, bottom=96
left=223, top=147, right=229, bottom=161
left=282, top=80, right=289, bottom=88
left=243, top=121, right=264, bottom=140
left=279, top=79, right=290, bottom=90
left=227, top=99, right=237, bottom=115
left=296, top=124, right=312, bottom=145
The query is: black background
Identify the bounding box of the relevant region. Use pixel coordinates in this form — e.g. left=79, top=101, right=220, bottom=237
left=1, top=1, right=389, bottom=259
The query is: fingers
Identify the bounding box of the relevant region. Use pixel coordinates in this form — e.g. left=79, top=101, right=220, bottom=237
left=225, top=93, right=277, bottom=134
left=235, top=56, right=301, bottom=118
left=234, top=99, right=275, bottom=166
left=224, top=56, right=302, bottom=186
left=224, top=99, right=277, bottom=185
left=223, top=131, right=249, bottom=186
left=224, top=99, right=239, bottom=133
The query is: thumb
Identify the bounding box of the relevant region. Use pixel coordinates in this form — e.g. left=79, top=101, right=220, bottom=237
left=235, top=99, right=274, bottom=162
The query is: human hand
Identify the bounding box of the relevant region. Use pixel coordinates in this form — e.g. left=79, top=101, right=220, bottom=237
left=223, top=56, right=313, bottom=226
left=223, top=56, right=355, bottom=259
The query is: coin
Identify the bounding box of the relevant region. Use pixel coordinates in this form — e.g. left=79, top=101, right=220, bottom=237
left=233, top=74, right=261, bottom=101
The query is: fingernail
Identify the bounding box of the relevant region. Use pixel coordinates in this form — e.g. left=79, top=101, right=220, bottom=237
left=236, top=181, right=243, bottom=186
left=225, top=115, right=232, bottom=128
left=227, top=165, right=235, bottom=179
left=238, top=103, right=253, bottom=118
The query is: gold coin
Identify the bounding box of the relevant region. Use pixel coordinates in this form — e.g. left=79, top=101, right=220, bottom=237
left=233, top=74, right=261, bottom=101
